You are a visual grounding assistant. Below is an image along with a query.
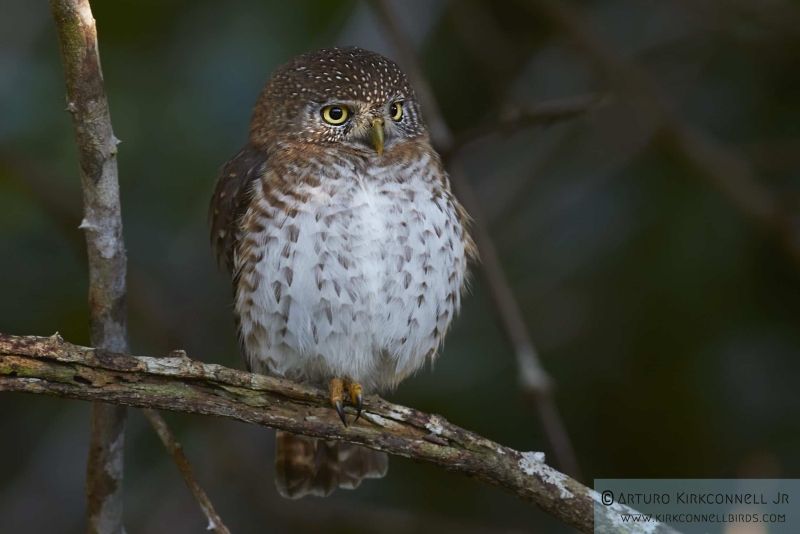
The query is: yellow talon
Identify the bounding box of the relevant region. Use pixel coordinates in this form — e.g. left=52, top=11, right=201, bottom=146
left=329, top=378, right=346, bottom=426
left=345, top=380, right=363, bottom=423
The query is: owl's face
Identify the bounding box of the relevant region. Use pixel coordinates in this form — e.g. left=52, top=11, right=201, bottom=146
left=302, top=94, right=423, bottom=155
left=249, top=47, right=427, bottom=156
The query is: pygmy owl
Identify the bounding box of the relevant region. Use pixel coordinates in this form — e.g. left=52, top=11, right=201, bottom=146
left=210, top=47, right=476, bottom=499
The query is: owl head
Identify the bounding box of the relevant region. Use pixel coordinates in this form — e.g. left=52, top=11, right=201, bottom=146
left=249, top=47, right=427, bottom=156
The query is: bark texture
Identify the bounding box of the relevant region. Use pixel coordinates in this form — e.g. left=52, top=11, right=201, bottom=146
left=49, top=2, right=128, bottom=533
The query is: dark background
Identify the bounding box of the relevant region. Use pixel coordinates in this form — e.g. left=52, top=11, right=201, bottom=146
left=2, top=0, right=800, bottom=532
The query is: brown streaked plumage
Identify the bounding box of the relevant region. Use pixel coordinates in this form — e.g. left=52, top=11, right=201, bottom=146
left=210, top=46, right=475, bottom=499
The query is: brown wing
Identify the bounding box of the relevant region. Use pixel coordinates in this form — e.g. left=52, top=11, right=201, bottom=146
left=209, top=145, right=269, bottom=272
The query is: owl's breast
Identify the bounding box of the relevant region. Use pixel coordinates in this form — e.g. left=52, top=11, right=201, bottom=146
left=234, top=160, right=467, bottom=390
left=360, top=167, right=467, bottom=377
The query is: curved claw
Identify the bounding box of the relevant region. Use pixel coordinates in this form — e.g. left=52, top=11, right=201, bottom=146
left=354, top=393, right=363, bottom=423
left=335, top=399, right=347, bottom=427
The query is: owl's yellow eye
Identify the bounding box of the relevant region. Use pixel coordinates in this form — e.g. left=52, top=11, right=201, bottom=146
left=321, top=105, right=350, bottom=125
left=390, top=101, right=403, bottom=121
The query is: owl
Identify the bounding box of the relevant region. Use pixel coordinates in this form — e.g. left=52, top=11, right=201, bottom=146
left=210, top=47, right=476, bottom=499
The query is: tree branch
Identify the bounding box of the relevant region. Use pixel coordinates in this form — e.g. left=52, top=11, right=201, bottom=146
left=367, top=0, right=581, bottom=480
left=0, top=332, right=678, bottom=534
left=48, top=2, right=128, bottom=532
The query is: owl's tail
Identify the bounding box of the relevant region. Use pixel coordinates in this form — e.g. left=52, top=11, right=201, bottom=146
left=275, top=430, right=388, bottom=499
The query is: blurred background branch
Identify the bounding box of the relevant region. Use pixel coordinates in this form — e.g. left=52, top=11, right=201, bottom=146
left=447, top=92, right=610, bottom=157
left=524, top=0, right=800, bottom=270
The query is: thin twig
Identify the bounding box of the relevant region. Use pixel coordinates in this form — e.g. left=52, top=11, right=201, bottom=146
left=141, top=409, right=232, bottom=534
left=48, top=2, right=128, bottom=532
left=0, top=332, right=680, bottom=534
left=522, top=0, right=800, bottom=271
left=367, top=0, right=582, bottom=480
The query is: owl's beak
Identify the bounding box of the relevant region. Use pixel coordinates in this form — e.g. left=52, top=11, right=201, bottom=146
left=370, top=117, right=385, bottom=155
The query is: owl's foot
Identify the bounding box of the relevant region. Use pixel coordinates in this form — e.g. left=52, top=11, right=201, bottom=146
left=328, top=378, right=364, bottom=426
left=345, top=379, right=363, bottom=423
left=329, top=378, right=347, bottom=427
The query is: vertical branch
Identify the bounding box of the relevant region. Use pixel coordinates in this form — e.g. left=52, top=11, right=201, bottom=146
left=368, top=0, right=582, bottom=479
left=49, top=2, right=128, bottom=532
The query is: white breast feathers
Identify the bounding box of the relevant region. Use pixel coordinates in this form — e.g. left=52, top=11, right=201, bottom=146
left=234, top=155, right=468, bottom=392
